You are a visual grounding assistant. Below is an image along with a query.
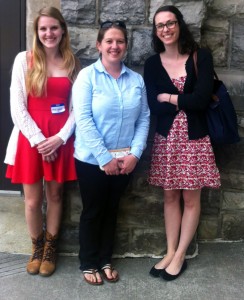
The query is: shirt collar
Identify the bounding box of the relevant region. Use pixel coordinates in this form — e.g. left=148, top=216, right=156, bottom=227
left=94, top=58, right=128, bottom=76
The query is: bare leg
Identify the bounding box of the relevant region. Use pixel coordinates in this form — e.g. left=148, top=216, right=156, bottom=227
left=155, top=189, right=181, bottom=269
left=45, top=181, right=63, bottom=235
left=23, top=180, right=44, bottom=238
left=165, top=189, right=201, bottom=275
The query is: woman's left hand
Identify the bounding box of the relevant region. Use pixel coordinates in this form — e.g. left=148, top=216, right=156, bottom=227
left=37, top=136, right=64, bottom=156
left=118, top=154, right=138, bottom=175
left=42, top=151, right=58, bottom=163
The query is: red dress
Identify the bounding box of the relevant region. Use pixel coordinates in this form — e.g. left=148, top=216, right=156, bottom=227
left=148, top=76, right=221, bottom=190
left=6, top=77, right=77, bottom=184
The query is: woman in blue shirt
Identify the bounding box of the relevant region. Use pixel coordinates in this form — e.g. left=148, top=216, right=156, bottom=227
left=72, top=21, right=150, bottom=285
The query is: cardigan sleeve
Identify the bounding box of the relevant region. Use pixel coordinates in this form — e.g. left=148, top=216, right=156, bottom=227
left=55, top=95, right=75, bottom=143
left=144, top=55, right=177, bottom=116
left=177, top=48, right=214, bottom=111
left=10, top=51, right=46, bottom=147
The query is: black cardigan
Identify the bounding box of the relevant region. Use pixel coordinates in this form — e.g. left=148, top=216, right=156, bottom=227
left=144, top=48, right=214, bottom=140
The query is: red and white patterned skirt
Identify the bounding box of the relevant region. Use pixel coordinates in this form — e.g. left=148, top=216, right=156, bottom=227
left=148, top=110, right=221, bottom=190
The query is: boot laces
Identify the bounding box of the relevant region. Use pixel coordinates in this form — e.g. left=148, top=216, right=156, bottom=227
left=42, top=240, right=57, bottom=262
left=31, top=239, right=44, bottom=261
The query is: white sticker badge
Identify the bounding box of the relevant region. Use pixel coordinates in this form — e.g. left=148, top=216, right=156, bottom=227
left=51, top=103, right=65, bottom=114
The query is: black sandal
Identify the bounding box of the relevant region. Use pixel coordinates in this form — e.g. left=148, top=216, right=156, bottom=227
left=83, top=269, right=103, bottom=285
left=101, top=264, right=119, bottom=283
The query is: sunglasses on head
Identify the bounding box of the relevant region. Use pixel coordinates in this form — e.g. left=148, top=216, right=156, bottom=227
left=100, top=20, right=126, bottom=29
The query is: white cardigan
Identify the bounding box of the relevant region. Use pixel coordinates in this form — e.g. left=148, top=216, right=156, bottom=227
left=4, top=51, right=75, bottom=165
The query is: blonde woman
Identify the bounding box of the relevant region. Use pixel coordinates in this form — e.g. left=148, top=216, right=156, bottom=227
left=4, top=7, right=80, bottom=276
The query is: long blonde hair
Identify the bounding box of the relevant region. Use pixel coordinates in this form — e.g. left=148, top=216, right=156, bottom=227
left=26, top=6, right=80, bottom=97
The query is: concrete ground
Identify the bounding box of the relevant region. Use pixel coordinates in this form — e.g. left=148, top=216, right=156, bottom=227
left=1, top=196, right=244, bottom=300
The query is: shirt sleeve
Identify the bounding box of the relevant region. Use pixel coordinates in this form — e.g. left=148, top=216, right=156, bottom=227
left=130, top=76, right=150, bottom=159
left=72, top=68, right=113, bottom=166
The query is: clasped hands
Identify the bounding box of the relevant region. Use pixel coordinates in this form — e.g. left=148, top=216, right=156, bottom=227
left=36, top=136, right=64, bottom=163
left=103, top=155, right=138, bottom=176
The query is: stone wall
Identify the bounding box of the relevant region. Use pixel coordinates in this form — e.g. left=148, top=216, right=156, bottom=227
left=26, top=0, right=244, bottom=256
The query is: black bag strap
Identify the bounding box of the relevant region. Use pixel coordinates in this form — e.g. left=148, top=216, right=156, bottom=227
left=193, top=51, right=198, bottom=76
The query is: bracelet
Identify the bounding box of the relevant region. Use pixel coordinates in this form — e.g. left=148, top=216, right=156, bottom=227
left=169, top=94, right=172, bottom=103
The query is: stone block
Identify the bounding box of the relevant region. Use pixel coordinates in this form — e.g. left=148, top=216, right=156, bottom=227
left=61, top=0, right=96, bottom=24
left=222, top=213, right=244, bottom=240
left=63, top=181, right=82, bottom=224
left=213, top=70, right=244, bottom=101
left=222, top=191, right=244, bottom=210
left=220, top=173, right=244, bottom=190
left=210, top=0, right=244, bottom=17
left=130, top=29, right=154, bottom=66
left=129, top=228, right=166, bottom=257
left=203, top=18, right=229, bottom=33
left=119, top=194, right=163, bottom=218
left=231, top=19, right=244, bottom=70
left=201, top=188, right=221, bottom=215
left=68, top=26, right=98, bottom=61
left=176, top=1, right=206, bottom=27
left=114, top=228, right=131, bottom=256
left=100, top=0, right=145, bottom=24
left=198, top=216, right=219, bottom=240
left=201, top=32, right=228, bottom=67
left=59, top=225, right=79, bottom=254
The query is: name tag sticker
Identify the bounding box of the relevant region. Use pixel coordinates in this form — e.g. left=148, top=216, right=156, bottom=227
left=51, top=103, right=65, bottom=114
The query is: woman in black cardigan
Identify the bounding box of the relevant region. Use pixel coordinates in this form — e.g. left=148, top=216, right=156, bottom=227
left=144, top=5, right=220, bottom=281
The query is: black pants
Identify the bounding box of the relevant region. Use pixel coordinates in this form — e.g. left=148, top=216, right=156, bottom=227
left=75, top=159, right=131, bottom=271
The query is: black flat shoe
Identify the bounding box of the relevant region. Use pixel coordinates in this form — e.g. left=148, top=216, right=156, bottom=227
left=161, top=260, right=187, bottom=281
left=149, top=265, right=165, bottom=278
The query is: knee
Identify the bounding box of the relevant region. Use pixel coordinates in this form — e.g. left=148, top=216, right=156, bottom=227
left=164, top=190, right=181, bottom=205
left=47, top=192, right=62, bottom=205
left=25, top=197, right=42, bottom=212
left=183, top=194, right=201, bottom=210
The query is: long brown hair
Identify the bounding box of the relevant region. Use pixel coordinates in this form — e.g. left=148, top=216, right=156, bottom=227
left=26, top=6, right=80, bottom=96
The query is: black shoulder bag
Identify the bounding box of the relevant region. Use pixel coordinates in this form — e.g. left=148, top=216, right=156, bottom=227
left=193, top=51, right=240, bottom=145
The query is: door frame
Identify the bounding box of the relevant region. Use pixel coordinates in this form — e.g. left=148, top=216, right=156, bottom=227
left=0, top=0, right=26, bottom=193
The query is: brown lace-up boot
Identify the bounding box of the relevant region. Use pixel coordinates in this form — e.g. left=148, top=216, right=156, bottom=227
left=39, top=231, right=58, bottom=277
left=26, top=232, right=44, bottom=275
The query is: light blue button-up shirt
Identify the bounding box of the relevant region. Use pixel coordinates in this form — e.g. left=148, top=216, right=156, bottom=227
left=72, top=59, right=150, bottom=167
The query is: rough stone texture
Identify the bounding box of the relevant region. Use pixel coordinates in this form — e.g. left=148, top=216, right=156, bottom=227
left=223, top=191, right=244, bottom=210
left=231, top=20, right=244, bottom=69
left=68, top=27, right=98, bottom=65
left=198, top=217, right=219, bottom=240
left=100, top=0, right=146, bottom=24
left=61, top=0, right=96, bottom=25
left=130, top=29, right=153, bottom=65
left=201, top=32, right=229, bottom=67
left=222, top=213, right=244, bottom=240
left=26, top=0, right=244, bottom=256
